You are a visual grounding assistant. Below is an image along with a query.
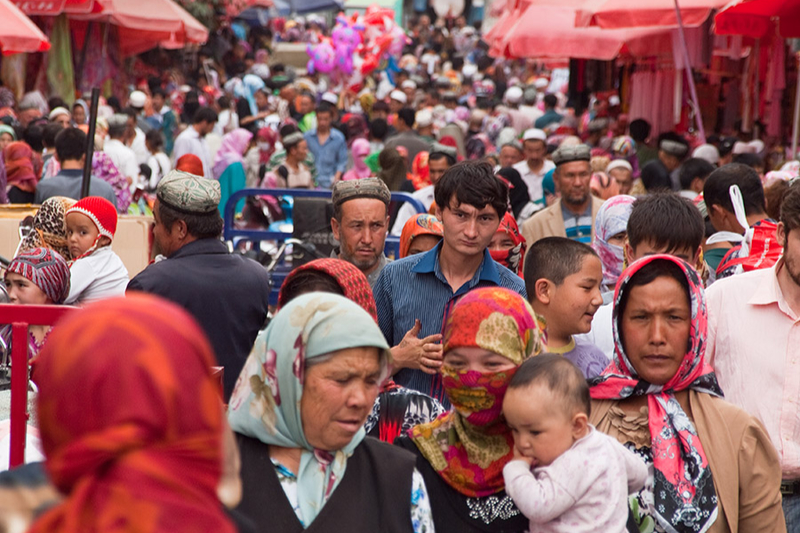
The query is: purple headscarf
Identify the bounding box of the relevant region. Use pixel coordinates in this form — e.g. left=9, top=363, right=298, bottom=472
left=593, top=194, right=636, bottom=291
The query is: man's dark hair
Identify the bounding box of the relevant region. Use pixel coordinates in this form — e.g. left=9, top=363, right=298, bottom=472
left=54, top=127, right=87, bottom=162
left=397, top=108, right=415, bottom=128
left=316, top=102, right=335, bottom=117
left=429, top=151, right=455, bottom=166
left=279, top=123, right=299, bottom=139
left=157, top=201, right=223, bottom=239
left=679, top=157, right=715, bottom=191
left=369, top=118, right=388, bottom=141
left=703, top=163, right=766, bottom=217
left=192, top=106, right=218, bottom=125
left=629, top=119, right=651, bottom=143
left=372, top=101, right=389, bottom=114
left=152, top=88, right=166, bottom=99
left=42, top=123, right=64, bottom=149
left=145, top=129, right=164, bottom=150
left=278, top=269, right=345, bottom=308
left=523, top=237, right=598, bottom=297
left=732, top=153, right=764, bottom=170
left=218, top=95, right=231, bottom=109
left=47, top=96, right=67, bottom=111
left=640, top=160, right=672, bottom=192
left=22, top=123, right=44, bottom=152
left=509, top=354, right=590, bottom=417
left=543, top=94, right=557, bottom=109
left=780, top=182, right=800, bottom=232
left=434, top=161, right=507, bottom=219
left=627, top=192, right=704, bottom=254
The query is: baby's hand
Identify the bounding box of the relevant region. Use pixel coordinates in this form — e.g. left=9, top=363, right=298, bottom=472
left=512, top=445, right=534, bottom=466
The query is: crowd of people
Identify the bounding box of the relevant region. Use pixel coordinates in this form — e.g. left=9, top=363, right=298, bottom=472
left=1, top=9, right=799, bottom=533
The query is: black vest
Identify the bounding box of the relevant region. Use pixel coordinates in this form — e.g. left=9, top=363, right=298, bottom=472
left=235, top=433, right=416, bottom=533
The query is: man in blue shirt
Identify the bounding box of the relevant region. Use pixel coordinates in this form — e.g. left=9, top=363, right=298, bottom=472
left=304, top=102, right=348, bottom=189
left=374, top=161, right=526, bottom=402
left=533, top=94, right=563, bottom=131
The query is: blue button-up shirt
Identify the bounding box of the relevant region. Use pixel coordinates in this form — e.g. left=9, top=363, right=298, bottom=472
left=373, top=242, right=526, bottom=403
left=304, top=128, right=348, bottom=189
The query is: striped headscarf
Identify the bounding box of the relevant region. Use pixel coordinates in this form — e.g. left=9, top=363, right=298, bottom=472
left=5, top=247, right=70, bottom=304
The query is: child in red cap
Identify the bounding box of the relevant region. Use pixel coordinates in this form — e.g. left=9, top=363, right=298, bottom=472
left=64, top=196, right=129, bottom=304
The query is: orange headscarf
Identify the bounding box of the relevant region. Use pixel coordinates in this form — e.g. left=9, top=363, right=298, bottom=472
left=175, top=154, right=205, bottom=176
left=399, top=213, right=444, bottom=258
left=30, top=294, right=235, bottom=533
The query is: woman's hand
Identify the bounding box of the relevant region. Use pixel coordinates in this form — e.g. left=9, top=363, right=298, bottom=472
left=391, top=319, right=443, bottom=375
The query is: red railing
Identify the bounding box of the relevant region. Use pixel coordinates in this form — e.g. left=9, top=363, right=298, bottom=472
left=0, top=304, right=75, bottom=468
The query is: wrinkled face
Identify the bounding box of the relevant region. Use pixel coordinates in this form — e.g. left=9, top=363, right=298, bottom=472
left=72, top=106, right=86, bottom=125
left=504, top=385, right=578, bottom=467
left=438, top=197, right=500, bottom=259
left=443, top=346, right=516, bottom=374
left=428, top=157, right=449, bottom=186
left=53, top=113, right=71, bottom=129
left=499, top=146, right=523, bottom=168
left=66, top=212, right=101, bottom=258
left=300, top=347, right=382, bottom=451
left=5, top=272, right=50, bottom=305
left=407, top=234, right=441, bottom=256
left=331, top=199, right=389, bottom=273
left=523, top=140, right=545, bottom=165
left=0, top=132, right=12, bottom=151
left=555, top=161, right=592, bottom=207
left=489, top=230, right=515, bottom=252
left=609, top=168, right=633, bottom=195
left=547, top=256, right=603, bottom=336
left=620, top=275, right=691, bottom=385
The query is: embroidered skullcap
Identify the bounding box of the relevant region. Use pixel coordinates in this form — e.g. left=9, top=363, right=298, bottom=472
left=552, top=144, right=591, bottom=166
left=332, top=177, right=391, bottom=208
left=157, top=170, right=221, bottom=214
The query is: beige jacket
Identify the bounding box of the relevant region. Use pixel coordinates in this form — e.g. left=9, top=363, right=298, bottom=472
left=520, top=196, right=605, bottom=248
left=591, top=391, right=786, bottom=533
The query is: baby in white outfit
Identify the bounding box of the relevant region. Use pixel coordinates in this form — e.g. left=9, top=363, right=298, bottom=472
left=502, top=354, right=647, bottom=533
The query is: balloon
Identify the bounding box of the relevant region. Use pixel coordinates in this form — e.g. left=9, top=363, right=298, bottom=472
left=386, top=26, right=410, bottom=57
left=361, top=54, right=379, bottom=75
left=306, top=41, right=336, bottom=74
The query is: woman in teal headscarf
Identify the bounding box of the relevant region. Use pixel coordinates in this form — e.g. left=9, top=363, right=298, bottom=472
left=228, top=292, right=434, bottom=532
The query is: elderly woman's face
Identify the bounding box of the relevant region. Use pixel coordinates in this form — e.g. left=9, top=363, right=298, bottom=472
left=301, top=346, right=382, bottom=451
left=620, top=275, right=691, bottom=385
left=443, top=347, right=516, bottom=374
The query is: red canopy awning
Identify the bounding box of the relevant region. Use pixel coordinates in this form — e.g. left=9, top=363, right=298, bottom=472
left=715, top=0, right=800, bottom=38
left=575, top=0, right=729, bottom=29
left=12, top=0, right=99, bottom=15
left=0, top=0, right=51, bottom=54
left=71, top=0, right=208, bottom=55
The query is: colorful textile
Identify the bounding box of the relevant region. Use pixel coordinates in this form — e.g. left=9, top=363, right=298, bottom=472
left=4, top=141, right=37, bottom=193
left=409, top=287, right=545, bottom=498
left=91, top=151, right=132, bottom=213
left=227, top=292, right=391, bottom=525
left=277, top=258, right=378, bottom=321
left=593, top=195, right=635, bottom=291
left=489, top=212, right=526, bottom=275
left=590, top=171, right=620, bottom=200
left=410, top=151, right=430, bottom=190
left=399, top=214, right=444, bottom=259
left=29, top=295, right=235, bottom=533
left=157, top=170, right=221, bottom=214
left=213, top=128, right=254, bottom=180
left=5, top=247, right=70, bottom=304
left=19, top=196, right=76, bottom=260
left=589, top=255, right=722, bottom=533
left=341, top=138, right=372, bottom=181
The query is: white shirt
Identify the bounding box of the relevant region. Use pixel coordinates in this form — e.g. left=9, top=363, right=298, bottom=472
left=147, top=152, right=172, bottom=190
left=104, top=139, right=139, bottom=183
left=513, top=159, right=555, bottom=203
left=131, top=127, right=149, bottom=165
left=390, top=185, right=435, bottom=236
left=173, top=126, right=212, bottom=178
left=65, top=246, right=129, bottom=305
left=576, top=302, right=614, bottom=362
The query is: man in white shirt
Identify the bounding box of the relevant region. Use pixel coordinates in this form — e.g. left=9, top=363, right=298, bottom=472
left=512, top=128, right=554, bottom=206
left=104, top=113, right=139, bottom=186
left=390, top=148, right=455, bottom=236
left=172, top=107, right=218, bottom=178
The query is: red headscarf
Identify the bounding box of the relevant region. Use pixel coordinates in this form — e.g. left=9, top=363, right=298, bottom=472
left=175, top=154, right=205, bottom=176
left=30, top=295, right=235, bottom=533
left=4, top=141, right=37, bottom=192
left=489, top=212, right=526, bottom=275
left=399, top=213, right=443, bottom=258
left=410, top=151, right=430, bottom=190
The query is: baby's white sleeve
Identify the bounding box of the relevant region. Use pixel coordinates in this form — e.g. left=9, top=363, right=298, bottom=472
left=503, top=459, right=577, bottom=523
left=64, top=258, right=96, bottom=305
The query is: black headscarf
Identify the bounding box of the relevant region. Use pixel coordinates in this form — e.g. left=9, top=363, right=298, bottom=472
left=496, top=167, right=528, bottom=219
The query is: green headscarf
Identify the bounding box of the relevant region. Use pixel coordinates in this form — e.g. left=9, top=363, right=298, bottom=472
left=227, top=292, right=390, bottom=524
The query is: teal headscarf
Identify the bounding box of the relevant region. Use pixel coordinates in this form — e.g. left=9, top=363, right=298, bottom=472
left=227, top=292, right=390, bottom=524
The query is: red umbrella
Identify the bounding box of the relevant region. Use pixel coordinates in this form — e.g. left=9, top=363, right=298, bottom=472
left=715, top=0, right=800, bottom=38
left=0, top=0, right=50, bottom=54
left=575, top=0, right=729, bottom=29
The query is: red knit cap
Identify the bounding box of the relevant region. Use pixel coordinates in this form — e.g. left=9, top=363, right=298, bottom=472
left=66, top=197, right=118, bottom=239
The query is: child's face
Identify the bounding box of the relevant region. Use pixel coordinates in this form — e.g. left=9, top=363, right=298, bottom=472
left=503, top=384, right=581, bottom=467
left=5, top=272, right=49, bottom=305
left=66, top=212, right=101, bottom=258
left=545, top=256, right=603, bottom=336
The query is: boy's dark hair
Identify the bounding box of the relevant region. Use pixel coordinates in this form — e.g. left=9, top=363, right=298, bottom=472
left=429, top=151, right=455, bottom=166
left=277, top=269, right=345, bottom=308
left=145, top=129, right=164, bottom=150
left=152, top=88, right=166, bottom=99
left=217, top=95, right=231, bottom=109
left=780, top=182, right=800, bottom=232
left=433, top=161, right=507, bottom=220
left=627, top=192, right=704, bottom=255
left=640, top=160, right=672, bottom=192
left=47, top=96, right=67, bottom=111
left=523, top=237, right=598, bottom=298
left=279, top=123, right=299, bottom=139
left=54, top=127, right=87, bottom=162
left=369, top=118, right=388, bottom=141
left=157, top=201, right=223, bottom=239
left=397, top=108, right=415, bottom=128
left=192, top=106, right=218, bottom=125
left=628, top=119, right=651, bottom=143
left=732, top=153, right=764, bottom=170
left=316, top=102, right=336, bottom=117
left=509, top=354, right=590, bottom=417
left=42, top=123, right=64, bottom=149
left=703, top=163, right=766, bottom=217
left=679, top=157, right=715, bottom=191
left=372, top=101, right=389, bottom=114
left=22, top=123, right=44, bottom=152
left=543, top=94, right=557, bottom=109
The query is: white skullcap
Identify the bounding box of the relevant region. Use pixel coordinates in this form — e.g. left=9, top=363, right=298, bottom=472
left=606, top=159, right=633, bottom=173
left=401, top=80, right=417, bottom=90
left=534, top=77, right=549, bottom=89
left=462, top=63, right=478, bottom=78
left=321, top=92, right=338, bottom=105
left=692, top=143, right=720, bottom=165
left=416, top=109, right=433, bottom=128
left=732, top=141, right=756, bottom=155
left=748, top=139, right=765, bottom=154
left=128, top=90, right=147, bottom=108
left=48, top=107, right=70, bottom=120
left=504, top=86, right=523, bottom=104
left=522, top=128, right=547, bottom=142
left=390, top=90, right=407, bottom=104
left=608, top=95, right=621, bottom=107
